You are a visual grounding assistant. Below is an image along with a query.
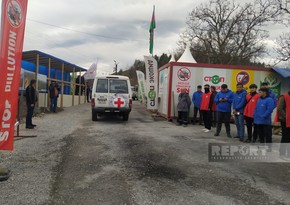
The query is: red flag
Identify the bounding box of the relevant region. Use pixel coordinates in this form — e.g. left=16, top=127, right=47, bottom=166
left=0, top=0, right=28, bottom=150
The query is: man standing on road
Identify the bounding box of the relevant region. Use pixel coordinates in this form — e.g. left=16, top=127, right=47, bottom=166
left=233, top=83, right=247, bottom=142
left=261, top=82, right=277, bottom=104
left=192, top=85, right=203, bottom=125
left=200, top=84, right=212, bottom=132
left=277, top=90, right=290, bottom=160
left=254, top=88, right=276, bottom=150
left=49, top=81, right=60, bottom=113
left=244, top=84, right=260, bottom=143
left=26, top=79, right=37, bottom=129
left=210, top=86, right=217, bottom=127
left=214, top=84, right=234, bottom=138
left=177, top=88, right=191, bottom=127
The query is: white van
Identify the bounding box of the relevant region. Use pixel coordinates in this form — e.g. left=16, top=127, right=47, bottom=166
left=91, top=75, right=133, bottom=121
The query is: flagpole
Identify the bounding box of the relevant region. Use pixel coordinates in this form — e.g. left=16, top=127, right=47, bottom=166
left=149, top=5, right=156, bottom=57
left=152, top=5, right=155, bottom=57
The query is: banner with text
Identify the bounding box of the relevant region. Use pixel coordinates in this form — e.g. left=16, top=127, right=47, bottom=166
left=0, top=0, right=28, bottom=150
left=144, top=56, right=158, bottom=109
left=136, top=70, right=146, bottom=101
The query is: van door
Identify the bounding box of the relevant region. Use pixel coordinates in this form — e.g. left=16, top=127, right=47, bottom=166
left=94, top=79, right=109, bottom=107
left=108, top=78, right=130, bottom=108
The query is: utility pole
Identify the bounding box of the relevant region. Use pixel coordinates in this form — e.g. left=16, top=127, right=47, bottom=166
left=113, top=60, right=119, bottom=74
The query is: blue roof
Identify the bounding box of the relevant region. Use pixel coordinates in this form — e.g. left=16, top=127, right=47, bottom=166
left=22, top=50, right=87, bottom=72
left=272, top=67, right=290, bottom=78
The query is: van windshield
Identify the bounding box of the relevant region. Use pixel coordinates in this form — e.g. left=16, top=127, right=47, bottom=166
left=109, top=79, right=128, bottom=94
left=96, top=79, right=108, bottom=93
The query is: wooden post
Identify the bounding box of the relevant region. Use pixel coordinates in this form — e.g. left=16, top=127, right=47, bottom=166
left=47, top=58, right=51, bottom=111
left=72, top=67, right=75, bottom=106
left=84, top=82, right=87, bottom=104
left=61, top=63, right=64, bottom=109
left=78, top=69, right=81, bottom=105
left=35, top=54, right=39, bottom=109
left=66, top=69, right=70, bottom=106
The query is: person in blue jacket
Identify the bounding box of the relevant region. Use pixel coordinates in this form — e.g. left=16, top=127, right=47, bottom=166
left=233, top=83, right=247, bottom=142
left=261, top=82, right=277, bottom=104
left=254, top=88, right=276, bottom=147
left=192, top=85, right=203, bottom=125
left=214, top=84, right=234, bottom=138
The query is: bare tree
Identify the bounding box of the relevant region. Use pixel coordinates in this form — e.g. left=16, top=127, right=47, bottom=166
left=181, top=0, right=277, bottom=65
left=276, top=33, right=290, bottom=62
left=271, top=0, right=290, bottom=64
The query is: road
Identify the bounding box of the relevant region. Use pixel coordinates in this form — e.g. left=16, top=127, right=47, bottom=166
left=1, top=102, right=290, bottom=205
left=48, top=102, right=290, bottom=205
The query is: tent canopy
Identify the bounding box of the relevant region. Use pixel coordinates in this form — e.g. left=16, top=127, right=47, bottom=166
left=177, top=44, right=197, bottom=63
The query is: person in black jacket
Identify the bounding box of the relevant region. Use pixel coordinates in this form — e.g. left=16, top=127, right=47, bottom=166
left=26, top=79, right=37, bottom=129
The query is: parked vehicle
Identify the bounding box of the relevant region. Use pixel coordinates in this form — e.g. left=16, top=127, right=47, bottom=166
left=91, top=75, right=133, bottom=121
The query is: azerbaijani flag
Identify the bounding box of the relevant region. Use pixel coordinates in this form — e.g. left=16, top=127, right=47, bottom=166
left=149, top=6, right=156, bottom=55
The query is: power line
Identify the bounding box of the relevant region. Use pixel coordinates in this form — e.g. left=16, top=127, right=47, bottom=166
left=27, top=18, right=145, bottom=42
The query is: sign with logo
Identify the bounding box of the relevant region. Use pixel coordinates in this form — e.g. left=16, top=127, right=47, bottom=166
left=172, top=66, right=196, bottom=95
left=232, top=70, right=254, bottom=92
left=144, top=56, right=158, bottom=110
left=177, top=67, right=191, bottom=81
left=203, top=68, right=226, bottom=91
left=0, top=0, right=28, bottom=150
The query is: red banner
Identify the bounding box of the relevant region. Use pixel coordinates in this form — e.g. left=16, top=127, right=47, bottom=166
left=0, top=0, right=28, bottom=150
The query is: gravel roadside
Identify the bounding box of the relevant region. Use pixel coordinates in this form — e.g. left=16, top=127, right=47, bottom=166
left=0, top=104, right=89, bottom=205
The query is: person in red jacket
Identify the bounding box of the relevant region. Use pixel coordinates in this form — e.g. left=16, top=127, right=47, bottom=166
left=244, top=84, right=260, bottom=143
left=210, top=86, right=217, bottom=127
left=200, top=84, right=212, bottom=132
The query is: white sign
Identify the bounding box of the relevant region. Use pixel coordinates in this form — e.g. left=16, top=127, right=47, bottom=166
left=159, top=69, right=167, bottom=95
left=172, top=66, right=196, bottom=95
left=202, top=68, right=227, bottom=91
left=136, top=70, right=146, bottom=100
left=144, top=56, right=158, bottom=110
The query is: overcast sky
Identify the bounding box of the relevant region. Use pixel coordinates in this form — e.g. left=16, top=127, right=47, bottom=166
left=4, top=0, right=288, bottom=72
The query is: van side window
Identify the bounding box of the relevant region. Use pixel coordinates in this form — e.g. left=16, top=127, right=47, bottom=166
left=109, top=80, right=128, bottom=93
left=96, top=79, right=108, bottom=93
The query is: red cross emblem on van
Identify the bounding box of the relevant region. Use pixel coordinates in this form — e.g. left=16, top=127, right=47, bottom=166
left=114, top=97, right=125, bottom=108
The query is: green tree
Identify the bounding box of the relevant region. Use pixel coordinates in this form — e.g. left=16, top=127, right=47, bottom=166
left=154, top=53, right=172, bottom=68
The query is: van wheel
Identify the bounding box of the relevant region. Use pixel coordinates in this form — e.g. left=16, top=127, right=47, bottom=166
left=123, top=113, right=129, bottom=121
left=92, top=111, right=98, bottom=121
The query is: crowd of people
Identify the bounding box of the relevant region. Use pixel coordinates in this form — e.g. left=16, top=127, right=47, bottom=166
left=177, top=82, right=290, bottom=158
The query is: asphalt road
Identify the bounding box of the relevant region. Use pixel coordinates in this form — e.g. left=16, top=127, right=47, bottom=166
left=47, top=102, right=290, bottom=205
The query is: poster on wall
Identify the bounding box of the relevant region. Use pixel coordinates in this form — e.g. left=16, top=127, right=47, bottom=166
left=172, top=66, right=196, bottom=117
left=159, top=68, right=168, bottom=95
left=202, top=68, right=226, bottom=91
left=172, top=66, right=195, bottom=95
left=231, top=69, right=255, bottom=92
left=260, top=72, right=282, bottom=96
left=158, top=68, right=168, bottom=115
